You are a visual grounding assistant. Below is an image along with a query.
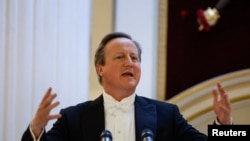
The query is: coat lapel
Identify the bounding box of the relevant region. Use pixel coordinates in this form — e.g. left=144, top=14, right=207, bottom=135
left=134, top=95, right=157, bottom=141
left=81, top=95, right=105, bottom=140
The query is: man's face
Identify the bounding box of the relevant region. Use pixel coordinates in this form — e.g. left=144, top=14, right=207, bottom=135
left=97, top=37, right=141, bottom=93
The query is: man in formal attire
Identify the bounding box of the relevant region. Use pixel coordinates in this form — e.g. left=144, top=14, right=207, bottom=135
left=21, top=32, right=232, bottom=141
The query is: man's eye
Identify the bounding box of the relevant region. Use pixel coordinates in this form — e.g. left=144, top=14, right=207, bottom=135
left=116, top=56, right=123, bottom=59
left=131, top=56, right=139, bottom=61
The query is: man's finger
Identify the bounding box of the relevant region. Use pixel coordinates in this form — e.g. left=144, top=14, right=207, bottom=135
left=40, top=87, right=52, bottom=105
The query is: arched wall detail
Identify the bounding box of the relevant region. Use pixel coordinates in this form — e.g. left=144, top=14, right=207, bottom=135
left=168, top=69, right=250, bottom=134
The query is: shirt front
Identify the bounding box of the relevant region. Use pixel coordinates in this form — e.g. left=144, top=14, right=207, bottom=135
left=103, top=91, right=136, bottom=141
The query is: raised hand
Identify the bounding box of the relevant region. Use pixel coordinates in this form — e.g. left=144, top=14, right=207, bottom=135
left=212, top=82, right=232, bottom=125
left=30, top=87, right=62, bottom=138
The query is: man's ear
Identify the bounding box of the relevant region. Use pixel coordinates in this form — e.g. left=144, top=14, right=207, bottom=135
left=96, top=64, right=104, bottom=76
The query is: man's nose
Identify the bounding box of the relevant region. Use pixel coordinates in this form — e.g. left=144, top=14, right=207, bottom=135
left=124, top=57, right=133, bottom=66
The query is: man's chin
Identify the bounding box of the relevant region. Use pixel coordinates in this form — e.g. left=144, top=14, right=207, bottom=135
left=123, top=82, right=138, bottom=89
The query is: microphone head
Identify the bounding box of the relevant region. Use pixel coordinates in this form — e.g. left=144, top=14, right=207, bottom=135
left=141, top=128, right=154, bottom=140
left=100, top=130, right=112, bottom=140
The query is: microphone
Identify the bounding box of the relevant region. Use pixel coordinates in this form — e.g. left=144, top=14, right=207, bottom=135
left=100, top=130, right=112, bottom=141
left=141, top=128, right=154, bottom=141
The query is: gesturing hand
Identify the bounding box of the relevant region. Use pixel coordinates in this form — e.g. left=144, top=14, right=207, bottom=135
left=212, top=82, right=232, bottom=125
left=30, top=87, right=62, bottom=138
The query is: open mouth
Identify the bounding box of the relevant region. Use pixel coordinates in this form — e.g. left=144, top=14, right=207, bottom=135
left=122, top=72, right=134, bottom=77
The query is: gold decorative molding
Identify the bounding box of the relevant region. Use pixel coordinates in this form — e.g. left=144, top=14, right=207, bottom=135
left=167, top=68, right=250, bottom=121
left=166, top=69, right=250, bottom=134
left=169, top=69, right=250, bottom=103
left=156, top=0, right=168, bottom=100
left=187, top=94, right=250, bottom=121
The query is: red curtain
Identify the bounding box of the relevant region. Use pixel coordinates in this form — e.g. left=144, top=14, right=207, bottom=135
left=166, top=0, right=250, bottom=99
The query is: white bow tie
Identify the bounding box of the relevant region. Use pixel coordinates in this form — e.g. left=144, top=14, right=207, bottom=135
left=105, top=100, right=133, bottom=114
left=103, top=92, right=135, bottom=114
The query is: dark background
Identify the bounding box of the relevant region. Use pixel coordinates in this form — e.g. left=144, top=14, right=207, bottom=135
left=166, top=0, right=250, bottom=100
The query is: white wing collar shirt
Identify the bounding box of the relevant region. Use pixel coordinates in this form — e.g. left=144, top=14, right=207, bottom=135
left=103, top=91, right=136, bottom=141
